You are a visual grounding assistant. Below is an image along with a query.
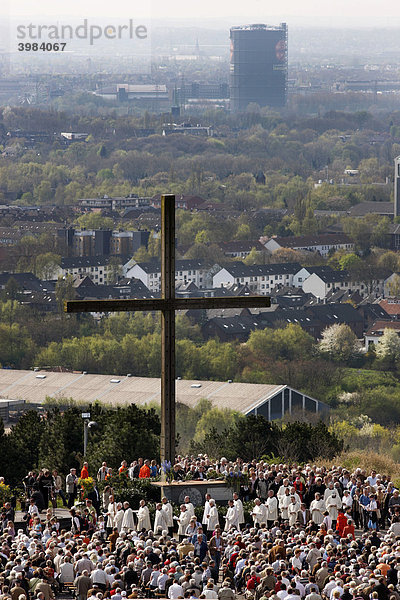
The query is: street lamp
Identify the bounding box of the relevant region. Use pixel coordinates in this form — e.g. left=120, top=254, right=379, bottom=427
left=82, top=412, right=98, bottom=456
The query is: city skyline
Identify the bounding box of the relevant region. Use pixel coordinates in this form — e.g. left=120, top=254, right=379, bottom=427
left=2, top=0, right=400, bottom=27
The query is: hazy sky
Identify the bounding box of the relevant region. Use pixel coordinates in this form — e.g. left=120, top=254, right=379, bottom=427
left=3, top=0, right=400, bottom=26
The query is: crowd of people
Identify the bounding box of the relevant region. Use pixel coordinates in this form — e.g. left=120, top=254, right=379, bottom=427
left=0, top=458, right=399, bottom=600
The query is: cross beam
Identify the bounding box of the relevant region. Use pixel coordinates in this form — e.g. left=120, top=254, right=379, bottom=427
left=64, top=194, right=271, bottom=463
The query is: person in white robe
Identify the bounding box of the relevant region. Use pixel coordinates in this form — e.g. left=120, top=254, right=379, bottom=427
left=106, top=497, right=117, bottom=530
left=161, top=496, right=173, bottom=532
left=288, top=487, right=301, bottom=505
left=114, top=503, right=124, bottom=533
left=137, top=499, right=151, bottom=531
left=206, top=499, right=219, bottom=533
left=184, top=496, right=195, bottom=519
left=310, top=493, right=325, bottom=525
left=177, top=505, right=191, bottom=540
left=326, top=492, right=342, bottom=525
left=277, top=479, right=290, bottom=501
left=154, top=502, right=168, bottom=534
left=266, top=491, right=278, bottom=524
left=324, top=483, right=335, bottom=503
left=233, top=492, right=244, bottom=528
left=288, top=496, right=301, bottom=526
left=224, top=500, right=239, bottom=531
left=279, top=489, right=292, bottom=521
left=121, top=501, right=135, bottom=532
left=252, top=498, right=268, bottom=527
left=342, top=491, right=353, bottom=512
left=202, top=494, right=211, bottom=532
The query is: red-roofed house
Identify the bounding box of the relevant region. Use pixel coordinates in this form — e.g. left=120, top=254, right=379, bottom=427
left=379, top=299, right=400, bottom=320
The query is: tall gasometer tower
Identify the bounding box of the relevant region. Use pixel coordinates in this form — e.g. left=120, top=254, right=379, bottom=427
left=229, top=23, right=288, bottom=112
left=395, top=156, right=400, bottom=218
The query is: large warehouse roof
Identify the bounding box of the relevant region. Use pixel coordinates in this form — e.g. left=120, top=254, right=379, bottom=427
left=0, top=369, right=329, bottom=419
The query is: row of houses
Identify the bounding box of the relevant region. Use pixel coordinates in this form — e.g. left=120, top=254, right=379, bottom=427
left=2, top=267, right=400, bottom=351
left=212, top=263, right=391, bottom=300
left=41, top=254, right=396, bottom=302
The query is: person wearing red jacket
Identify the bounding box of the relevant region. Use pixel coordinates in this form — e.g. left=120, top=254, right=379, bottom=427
left=139, top=459, right=151, bottom=479
left=342, top=519, right=355, bottom=539
left=294, top=477, right=305, bottom=501
left=336, top=510, right=348, bottom=537
left=246, top=571, right=260, bottom=592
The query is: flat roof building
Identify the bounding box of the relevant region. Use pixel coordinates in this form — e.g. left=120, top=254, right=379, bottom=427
left=0, top=369, right=329, bottom=421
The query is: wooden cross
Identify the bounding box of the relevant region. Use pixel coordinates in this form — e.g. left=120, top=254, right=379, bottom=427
left=65, top=194, right=271, bottom=463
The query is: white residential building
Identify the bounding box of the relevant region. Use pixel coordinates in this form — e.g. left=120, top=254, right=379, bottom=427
left=264, top=233, right=354, bottom=257
left=302, top=266, right=388, bottom=300
left=212, top=262, right=301, bottom=296
left=59, top=256, right=122, bottom=284
left=125, top=260, right=212, bottom=293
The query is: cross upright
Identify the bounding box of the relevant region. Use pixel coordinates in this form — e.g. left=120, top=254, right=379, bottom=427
left=65, top=194, right=270, bottom=464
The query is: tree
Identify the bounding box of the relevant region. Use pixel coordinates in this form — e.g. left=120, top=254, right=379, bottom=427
left=371, top=217, right=390, bottom=248
left=342, top=217, right=371, bottom=253
left=386, top=274, right=400, bottom=298
left=193, top=407, right=242, bottom=444
left=378, top=251, right=400, bottom=273
left=35, top=252, right=61, bottom=280
left=87, top=405, right=160, bottom=471
left=235, top=223, right=251, bottom=240
left=184, top=243, right=226, bottom=264
left=97, top=144, right=108, bottom=158
left=227, top=415, right=280, bottom=461
left=0, top=322, right=36, bottom=368
left=9, top=411, right=45, bottom=484
left=358, top=157, right=380, bottom=183
left=0, top=418, right=14, bottom=485
left=243, top=247, right=264, bottom=266
left=189, top=427, right=228, bottom=460
left=302, top=205, right=318, bottom=235
left=375, top=328, right=400, bottom=370
left=270, top=248, right=308, bottom=264
left=247, top=324, right=315, bottom=362
left=278, top=422, right=343, bottom=462
left=147, top=235, right=161, bottom=259
left=0, top=300, right=24, bottom=330
left=1, top=278, right=22, bottom=301
left=133, top=247, right=151, bottom=262
left=318, top=324, right=358, bottom=362
left=55, top=275, right=76, bottom=313
left=175, top=315, right=202, bottom=342
left=195, top=230, right=211, bottom=245
left=106, top=256, right=122, bottom=284
left=36, top=180, right=53, bottom=203
left=76, top=213, right=113, bottom=230
left=38, top=407, right=84, bottom=473
left=338, top=253, right=362, bottom=271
